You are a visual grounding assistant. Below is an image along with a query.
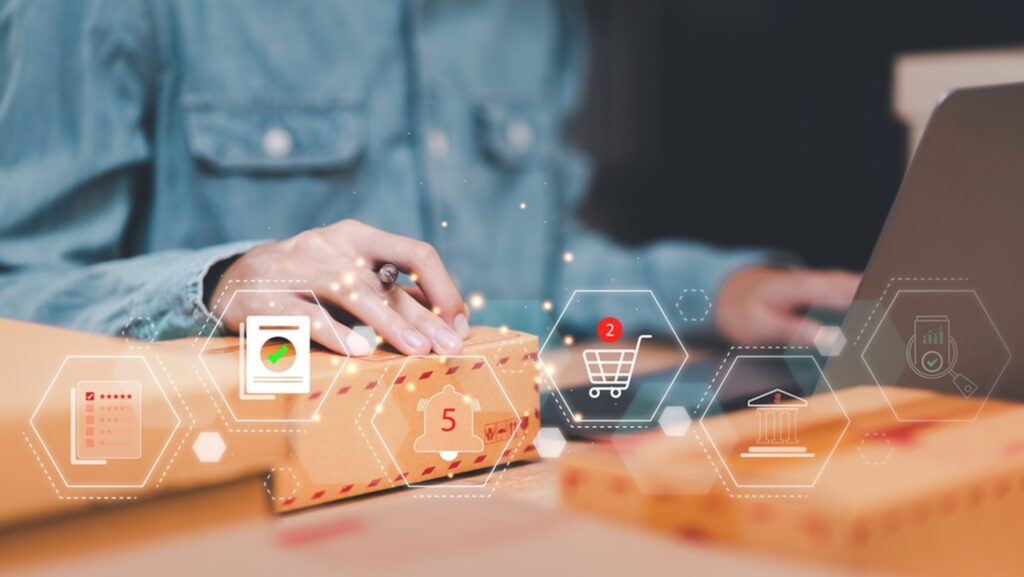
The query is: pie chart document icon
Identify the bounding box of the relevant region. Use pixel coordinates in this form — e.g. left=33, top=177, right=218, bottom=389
left=241, top=315, right=311, bottom=396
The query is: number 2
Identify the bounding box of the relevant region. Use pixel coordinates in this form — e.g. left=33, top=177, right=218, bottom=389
left=441, top=407, right=456, bottom=432
left=605, top=323, right=615, bottom=338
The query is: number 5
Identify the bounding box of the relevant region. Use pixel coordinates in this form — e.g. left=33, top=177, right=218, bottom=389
left=441, top=407, right=456, bottom=432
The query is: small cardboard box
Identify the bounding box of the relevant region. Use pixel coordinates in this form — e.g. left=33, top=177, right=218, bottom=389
left=560, top=385, right=1024, bottom=577
left=272, top=328, right=541, bottom=511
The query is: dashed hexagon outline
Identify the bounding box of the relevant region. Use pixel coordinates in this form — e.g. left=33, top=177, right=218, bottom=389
left=28, top=355, right=182, bottom=489
left=860, top=289, right=1012, bottom=423
left=538, top=289, right=690, bottom=424
left=197, top=289, right=349, bottom=424
left=369, top=355, right=521, bottom=489
left=699, top=354, right=850, bottom=490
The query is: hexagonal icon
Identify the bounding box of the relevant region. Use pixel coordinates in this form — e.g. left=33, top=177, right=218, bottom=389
left=192, top=431, right=227, bottom=463
left=535, top=427, right=567, bottom=459
left=861, top=289, right=1011, bottom=422
left=658, top=406, right=692, bottom=437
left=29, top=355, right=181, bottom=489
left=856, top=432, right=893, bottom=467
left=539, top=290, right=688, bottom=424
left=370, top=356, right=522, bottom=489
left=700, top=355, right=849, bottom=490
left=813, top=326, right=847, bottom=357
left=198, top=288, right=350, bottom=423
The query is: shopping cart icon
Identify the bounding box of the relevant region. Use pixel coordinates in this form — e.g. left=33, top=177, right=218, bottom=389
left=582, top=335, right=652, bottom=399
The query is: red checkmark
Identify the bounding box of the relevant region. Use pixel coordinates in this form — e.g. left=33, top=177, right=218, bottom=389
left=85, top=391, right=95, bottom=401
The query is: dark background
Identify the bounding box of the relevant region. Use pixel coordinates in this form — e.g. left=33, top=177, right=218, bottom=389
left=575, top=0, right=1024, bottom=270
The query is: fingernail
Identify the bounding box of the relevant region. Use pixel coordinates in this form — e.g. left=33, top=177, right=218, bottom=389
left=345, top=331, right=372, bottom=357
left=433, top=327, right=462, bottom=353
left=453, top=314, right=470, bottom=338
left=403, top=329, right=428, bottom=351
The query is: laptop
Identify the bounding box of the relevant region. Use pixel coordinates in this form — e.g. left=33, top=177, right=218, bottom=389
left=543, top=82, right=1024, bottom=433
left=825, top=82, right=1024, bottom=402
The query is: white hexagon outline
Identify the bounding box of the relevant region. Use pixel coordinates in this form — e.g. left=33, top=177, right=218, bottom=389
left=538, top=289, right=690, bottom=423
left=28, top=355, right=182, bottom=489
left=369, top=355, right=521, bottom=489
left=699, top=355, right=850, bottom=489
left=859, top=288, right=1012, bottom=423
left=198, top=289, right=349, bottom=423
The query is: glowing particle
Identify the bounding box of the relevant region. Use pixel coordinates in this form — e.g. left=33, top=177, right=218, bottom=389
left=432, top=306, right=442, bottom=315
left=349, top=292, right=359, bottom=301
left=441, top=220, right=449, bottom=228
left=542, top=300, right=553, bottom=312
left=343, top=272, right=355, bottom=286
left=468, top=292, right=485, bottom=310
left=519, top=202, right=527, bottom=210
left=330, top=282, right=341, bottom=292
left=563, top=335, right=575, bottom=346
left=563, top=252, right=574, bottom=263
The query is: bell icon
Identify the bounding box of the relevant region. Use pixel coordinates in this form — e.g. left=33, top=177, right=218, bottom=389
left=414, top=384, right=485, bottom=462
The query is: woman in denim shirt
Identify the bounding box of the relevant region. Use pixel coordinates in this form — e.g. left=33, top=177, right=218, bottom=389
left=0, top=0, right=857, bottom=355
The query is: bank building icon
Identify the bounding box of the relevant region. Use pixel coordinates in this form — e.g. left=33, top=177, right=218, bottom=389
left=740, top=388, right=815, bottom=459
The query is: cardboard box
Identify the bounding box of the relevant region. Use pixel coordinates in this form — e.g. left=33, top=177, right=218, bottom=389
left=560, top=385, right=1024, bottom=577
left=273, top=328, right=541, bottom=511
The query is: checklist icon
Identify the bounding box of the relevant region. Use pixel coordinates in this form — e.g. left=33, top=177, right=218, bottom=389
left=70, top=381, right=142, bottom=465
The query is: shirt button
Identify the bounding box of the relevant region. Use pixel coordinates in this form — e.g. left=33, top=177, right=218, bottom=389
left=506, top=119, right=533, bottom=152
left=262, top=126, right=293, bottom=159
left=426, top=128, right=449, bottom=159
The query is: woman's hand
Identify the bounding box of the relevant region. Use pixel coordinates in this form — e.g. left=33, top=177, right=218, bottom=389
left=715, top=267, right=861, bottom=345
left=209, top=219, right=470, bottom=357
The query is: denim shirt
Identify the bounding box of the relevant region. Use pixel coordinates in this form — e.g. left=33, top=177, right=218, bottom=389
left=0, top=0, right=767, bottom=341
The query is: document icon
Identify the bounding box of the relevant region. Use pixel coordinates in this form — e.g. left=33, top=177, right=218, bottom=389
left=70, top=381, right=142, bottom=465
left=241, top=315, right=311, bottom=397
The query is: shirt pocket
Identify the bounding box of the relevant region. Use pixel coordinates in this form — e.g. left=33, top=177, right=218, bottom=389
left=183, top=96, right=367, bottom=173
left=179, top=95, right=369, bottom=241
left=473, top=97, right=554, bottom=171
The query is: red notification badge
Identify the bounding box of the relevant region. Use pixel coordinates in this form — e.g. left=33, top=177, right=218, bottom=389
left=597, top=317, right=623, bottom=343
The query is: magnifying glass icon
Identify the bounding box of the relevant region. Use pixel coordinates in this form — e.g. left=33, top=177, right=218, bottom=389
left=905, top=332, right=979, bottom=397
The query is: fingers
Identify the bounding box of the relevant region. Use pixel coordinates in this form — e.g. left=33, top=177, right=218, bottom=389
left=338, top=222, right=467, bottom=330
left=291, top=300, right=372, bottom=356
left=391, top=288, right=464, bottom=355
left=318, top=273, right=434, bottom=356
left=794, top=270, right=862, bottom=310
left=757, top=309, right=821, bottom=346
